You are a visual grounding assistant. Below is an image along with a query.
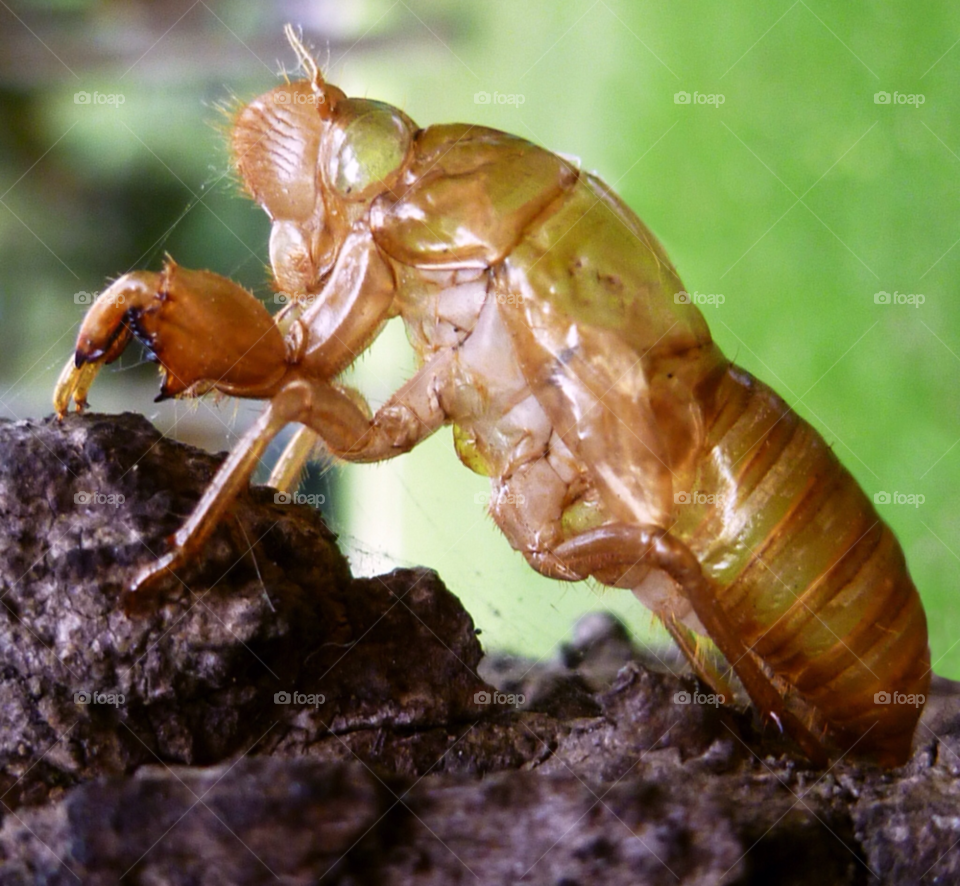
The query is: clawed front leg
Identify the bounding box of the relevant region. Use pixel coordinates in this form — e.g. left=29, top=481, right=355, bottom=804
left=54, top=259, right=289, bottom=418
left=531, top=524, right=830, bottom=768
left=54, top=272, right=161, bottom=416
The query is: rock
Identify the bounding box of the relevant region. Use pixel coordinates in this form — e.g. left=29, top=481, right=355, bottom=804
left=0, top=412, right=957, bottom=885
left=0, top=759, right=391, bottom=885
left=0, top=756, right=843, bottom=885
left=0, top=414, right=489, bottom=807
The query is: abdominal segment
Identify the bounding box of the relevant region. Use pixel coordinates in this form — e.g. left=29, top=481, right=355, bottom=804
left=674, top=365, right=929, bottom=762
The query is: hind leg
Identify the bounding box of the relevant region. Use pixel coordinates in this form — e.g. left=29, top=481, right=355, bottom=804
left=528, top=523, right=830, bottom=768
left=659, top=614, right=735, bottom=703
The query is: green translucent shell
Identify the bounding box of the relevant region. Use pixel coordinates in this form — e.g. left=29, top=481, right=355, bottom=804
left=332, top=101, right=411, bottom=199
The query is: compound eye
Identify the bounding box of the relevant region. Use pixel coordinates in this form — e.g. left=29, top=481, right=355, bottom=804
left=327, top=100, right=412, bottom=201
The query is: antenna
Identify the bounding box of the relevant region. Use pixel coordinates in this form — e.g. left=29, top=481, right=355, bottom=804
left=283, top=23, right=322, bottom=90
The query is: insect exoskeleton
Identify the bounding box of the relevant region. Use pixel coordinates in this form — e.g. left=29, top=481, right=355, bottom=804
left=55, top=25, right=929, bottom=768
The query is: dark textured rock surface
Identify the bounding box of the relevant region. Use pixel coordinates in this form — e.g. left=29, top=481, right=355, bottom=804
left=0, top=413, right=957, bottom=885
left=0, top=414, right=489, bottom=808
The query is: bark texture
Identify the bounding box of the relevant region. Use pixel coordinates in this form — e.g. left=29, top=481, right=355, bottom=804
left=0, top=413, right=956, bottom=885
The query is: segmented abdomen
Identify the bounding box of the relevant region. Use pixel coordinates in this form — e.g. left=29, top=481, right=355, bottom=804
left=675, top=363, right=930, bottom=764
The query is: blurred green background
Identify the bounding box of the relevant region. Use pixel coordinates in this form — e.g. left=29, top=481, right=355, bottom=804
left=1, top=0, right=958, bottom=676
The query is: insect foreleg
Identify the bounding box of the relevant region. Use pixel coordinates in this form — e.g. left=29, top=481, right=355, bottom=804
left=542, top=523, right=831, bottom=767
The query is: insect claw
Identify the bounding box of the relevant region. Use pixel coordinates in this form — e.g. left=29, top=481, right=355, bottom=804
left=54, top=355, right=103, bottom=418
left=57, top=261, right=289, bottom=417
left=123, top=550, right=181, bottom=613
